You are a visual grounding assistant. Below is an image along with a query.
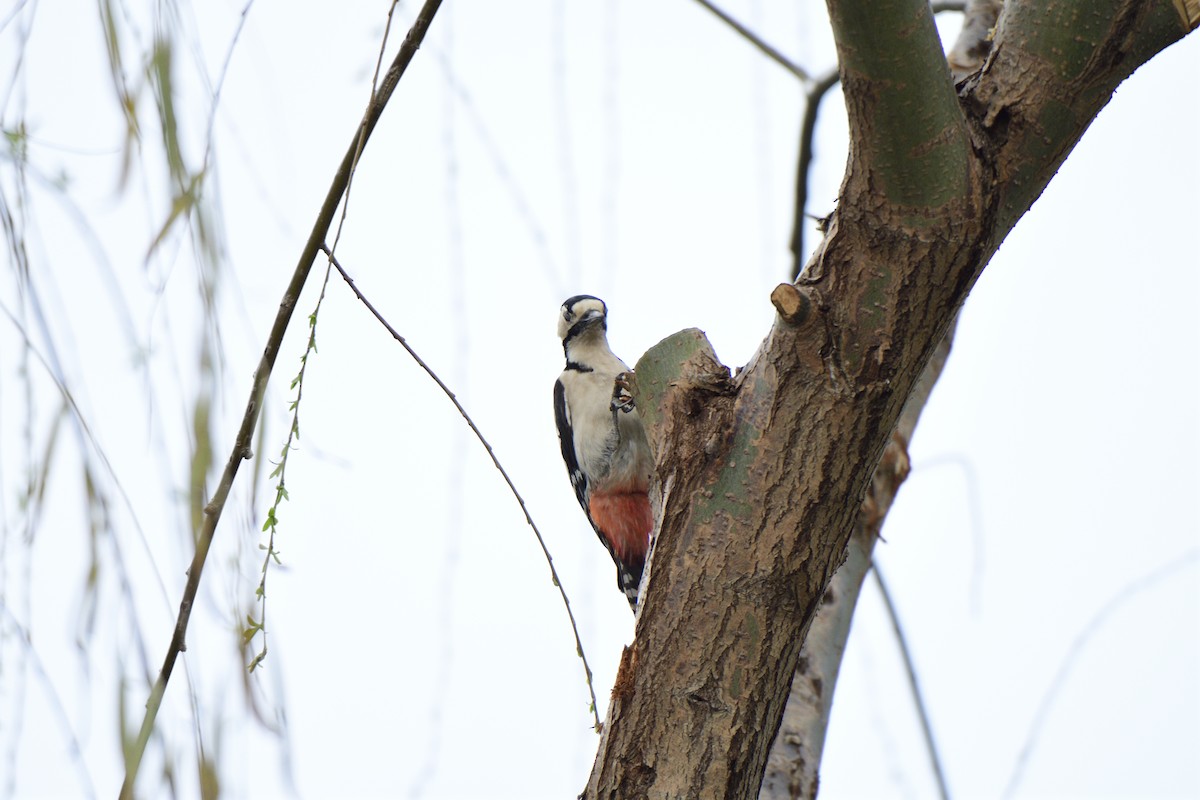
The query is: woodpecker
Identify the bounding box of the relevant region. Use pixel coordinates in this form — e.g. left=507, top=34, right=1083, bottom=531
left=553, top=295, right=654, bottom=611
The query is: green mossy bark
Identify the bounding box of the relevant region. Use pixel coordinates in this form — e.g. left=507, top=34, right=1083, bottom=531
left=829, top=0, right=972, bottom=209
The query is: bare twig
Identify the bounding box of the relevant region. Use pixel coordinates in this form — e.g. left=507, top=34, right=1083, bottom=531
left=322, top=245, right=604, bottom=733
left=249, top=0, right=403, bottom=676
left=118, top=3, right=444, bottom=796
left=872, top=563, right=951, bottom=800
left=789, top=67, right=839, bottom=279
left=328, top=0, right=402, bottom=260
left=0, top=0, right=32, bottom=35
left=200, top=0, right=255, bottom=175
left=1002, top=549, right=1200, bottom=799
left=914, top=453, right=987, bottom=612
left=691, top=0, right=810, bottom=83
left=0, top=601, right=95, bottom=799
left=0, top=298, right=174, bottom=791
left=430, top=52, right=565, bottom=296
left=0, top=299, right=172, bottom=637
left=551, top=2, right=583, bottom=287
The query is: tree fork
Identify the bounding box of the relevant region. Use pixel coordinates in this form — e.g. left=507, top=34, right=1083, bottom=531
left=583, top=1, right=1193, bottom=797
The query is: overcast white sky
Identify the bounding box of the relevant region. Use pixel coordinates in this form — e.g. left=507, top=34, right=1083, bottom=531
left=1, top=1, right=1197, bottom=798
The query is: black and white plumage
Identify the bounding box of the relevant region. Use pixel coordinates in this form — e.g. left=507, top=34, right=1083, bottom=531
left=553, top=295, right=654, bottom=611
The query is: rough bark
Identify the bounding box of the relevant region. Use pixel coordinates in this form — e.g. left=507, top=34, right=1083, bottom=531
left=759, top=324, right=954, bottom=800
left=584, top=2, right=1194, bottom=798
left=761, top=2, right=1000, bottom=794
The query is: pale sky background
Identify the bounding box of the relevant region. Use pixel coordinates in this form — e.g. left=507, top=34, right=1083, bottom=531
left=0, top=1, right=1198, bottom=798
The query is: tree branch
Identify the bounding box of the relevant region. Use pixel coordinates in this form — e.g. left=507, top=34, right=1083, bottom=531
left=972, top=0, right=1195, bottom=233
left=871, top=564, right=949, bottom=800
left=789, top=67, right=839, bottom=279
left=947, top=0, right=1002, bottom=79
left=323, top=245, right=602, bottom=732
left=769, top=3, right=992, bottom=793
left=790, top=3, right=973, bottom=275
left=826, top=0, right=971, bottom=208
left=691, top=0, right=811, bottom=82
left=118, top=3, right=443, bottom=796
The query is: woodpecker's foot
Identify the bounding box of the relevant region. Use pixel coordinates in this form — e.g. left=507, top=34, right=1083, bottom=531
left=611, top=372, right=636, bottom=414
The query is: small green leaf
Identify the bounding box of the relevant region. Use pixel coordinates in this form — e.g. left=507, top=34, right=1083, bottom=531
left=241, top=626, right=260, bottom=646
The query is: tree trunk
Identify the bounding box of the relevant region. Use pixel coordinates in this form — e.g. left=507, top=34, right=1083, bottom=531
left=759, top=4, right=1002, bottom=796
left=759, top=323, right=954, bottom=800
left=583, top=2, right=1195, bottom=798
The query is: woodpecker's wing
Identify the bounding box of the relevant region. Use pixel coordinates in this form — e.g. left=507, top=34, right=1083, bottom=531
left=553, top=377, right=590, bottom=514
left=555, top=368, right=647, bottom=612
left=554, top=376, right=631, bottom=577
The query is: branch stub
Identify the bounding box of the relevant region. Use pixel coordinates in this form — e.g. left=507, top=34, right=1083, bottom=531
left=771, top=283, right=812, bottom=327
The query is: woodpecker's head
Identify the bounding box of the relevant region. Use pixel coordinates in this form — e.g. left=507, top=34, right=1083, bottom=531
left=558, top=295, right=608, bottom=343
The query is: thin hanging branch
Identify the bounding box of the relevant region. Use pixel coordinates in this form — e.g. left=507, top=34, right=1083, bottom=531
left=691, top=0, right=810, bottom=82
left=872, top=563, right=951, bottom=800
left=118, top=3, right=444, bottom=796
left=789, top=67, right=839, bottom=279
left=0, top=602, right=95, bottom=799
left=322, top=244, right=603, bottom=732
left=247, top=0, right=404, bottom=677
left=1002, top=549, right=1200, bottom=799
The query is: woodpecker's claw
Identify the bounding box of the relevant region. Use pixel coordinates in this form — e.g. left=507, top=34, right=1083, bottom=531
left=611, top=372, right=636, bottom=414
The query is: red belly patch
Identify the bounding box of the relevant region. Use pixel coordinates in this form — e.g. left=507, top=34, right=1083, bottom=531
left=589, top=490, right=653, bottom=563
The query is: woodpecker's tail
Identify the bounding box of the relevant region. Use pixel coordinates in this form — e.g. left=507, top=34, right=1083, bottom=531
left=617, top=557, right=644, bottom=613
